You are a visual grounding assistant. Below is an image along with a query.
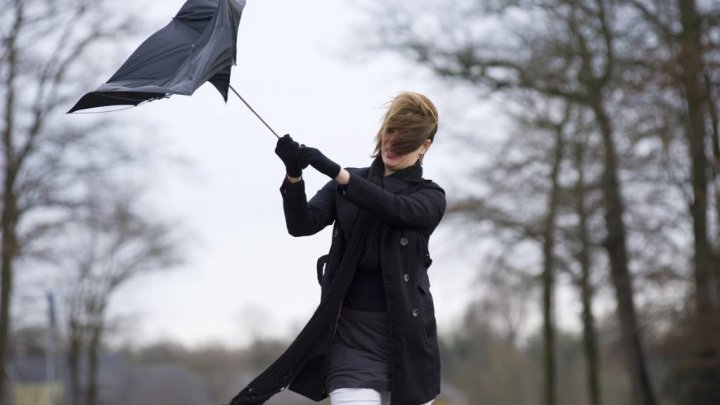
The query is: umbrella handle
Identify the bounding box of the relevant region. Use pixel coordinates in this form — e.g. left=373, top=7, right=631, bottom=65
left=229, top=85, right=280, bottom=139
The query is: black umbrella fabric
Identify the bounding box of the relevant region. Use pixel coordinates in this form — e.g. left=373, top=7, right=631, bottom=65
left=68, top=0, right=246, bottom=113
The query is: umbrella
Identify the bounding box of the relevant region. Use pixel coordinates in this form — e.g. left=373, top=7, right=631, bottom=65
left=68, top=0, right=279, bottom=137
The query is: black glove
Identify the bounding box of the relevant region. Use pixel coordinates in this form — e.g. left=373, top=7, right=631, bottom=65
left=298, top=146, right=341, bottom=178
left=275, top=134, right=302, bottom=177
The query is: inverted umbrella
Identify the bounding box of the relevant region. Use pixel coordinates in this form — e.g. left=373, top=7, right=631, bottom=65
left=68, top=0, right=279, bottom=138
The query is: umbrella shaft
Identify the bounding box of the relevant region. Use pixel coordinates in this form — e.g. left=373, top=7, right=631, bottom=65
left=229, top=85, right=280, bottom=139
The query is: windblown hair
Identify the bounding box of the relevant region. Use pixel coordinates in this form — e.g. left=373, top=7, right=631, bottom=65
left=372, top=92, right=439, bottom=159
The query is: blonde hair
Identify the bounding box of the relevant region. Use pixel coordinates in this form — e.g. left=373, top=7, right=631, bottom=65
left=372, top=92, right=439, bottom=158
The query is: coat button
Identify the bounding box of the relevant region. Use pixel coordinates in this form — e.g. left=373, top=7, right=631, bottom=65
left=400, top=237, right=408, bottom=246
left=412, top=308, right=419, bottom=317
left=333, top=229, right=339, bottom=238
left=403, top=274, right=410, bottom=282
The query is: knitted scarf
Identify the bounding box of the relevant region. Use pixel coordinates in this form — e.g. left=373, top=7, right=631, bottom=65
left=357, top=157, right=385, bottom=272
left=357, top=157, right=422, bottom=272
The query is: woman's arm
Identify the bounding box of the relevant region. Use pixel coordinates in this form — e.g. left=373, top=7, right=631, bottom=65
left=280, top=177, right=336, bottom=236
left=275, top=135, right=336, bottom=236
left=299, top=147, right=446, bottom=231
left=338, top=169, right=446, bottom=231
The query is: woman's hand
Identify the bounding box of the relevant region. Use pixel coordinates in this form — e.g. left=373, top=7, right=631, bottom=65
left=298, top=146, right=340, bottom=178
left=275, top=134, right=302, bottom=178
left=298, top=146, right=349, bottom=185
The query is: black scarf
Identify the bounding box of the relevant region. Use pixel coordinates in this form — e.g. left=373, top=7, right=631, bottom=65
left=357, top=157, right=423, bottom=272
left=357, top=157, right=384, bottom=272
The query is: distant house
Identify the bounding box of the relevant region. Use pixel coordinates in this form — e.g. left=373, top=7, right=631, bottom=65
left=8, top=354, right=209, bottom=405
left=8, top=357, right=64, bottom=405
left=8, top=353, right=132, bottom=405
left=12, top=383, right=64, bottom=405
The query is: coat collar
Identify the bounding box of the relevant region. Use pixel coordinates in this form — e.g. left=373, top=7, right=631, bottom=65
left=368, top=156, right=423, bottom=194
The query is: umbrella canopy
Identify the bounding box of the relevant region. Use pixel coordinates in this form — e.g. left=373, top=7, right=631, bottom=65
left=68, top=0, right=246, bottom=113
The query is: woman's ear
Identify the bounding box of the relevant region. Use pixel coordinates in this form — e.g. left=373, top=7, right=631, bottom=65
left=421, top=139, right=432, bottom=154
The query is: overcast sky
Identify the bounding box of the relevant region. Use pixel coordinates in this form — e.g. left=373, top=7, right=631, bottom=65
left=37, top=0, right=575, bottom=349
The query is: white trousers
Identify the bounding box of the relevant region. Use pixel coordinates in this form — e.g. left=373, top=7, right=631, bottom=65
left=329, top=388, right=434, bottom=405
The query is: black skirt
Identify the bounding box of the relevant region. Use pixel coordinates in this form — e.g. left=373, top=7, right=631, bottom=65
left=325, top=307, right=392, bottom=393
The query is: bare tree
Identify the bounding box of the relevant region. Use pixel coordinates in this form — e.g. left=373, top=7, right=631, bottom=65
left=570, top=128, right=602, bottom=405
left=60, top=181, right=180, bottom=405
left=0, top=0, right=141, bottom=399
left=627, top=0, right=720, bottom=401
left=537, top=103, right=570, bottom=405
left=449, top=94, right=588, bottom=405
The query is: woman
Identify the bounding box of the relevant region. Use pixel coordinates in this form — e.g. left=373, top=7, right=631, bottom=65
left=229, top=92, right=445, bottom=405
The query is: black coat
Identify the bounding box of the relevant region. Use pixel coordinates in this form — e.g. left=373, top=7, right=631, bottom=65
left=229, top=163, right=446, bottom=405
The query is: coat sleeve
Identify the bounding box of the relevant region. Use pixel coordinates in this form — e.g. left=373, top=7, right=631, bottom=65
left=280, top=177, right=336, bottom=236
left=342, top=171, right=446, bottom=231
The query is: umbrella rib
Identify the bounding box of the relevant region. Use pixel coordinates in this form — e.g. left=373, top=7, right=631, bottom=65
left=229, top=85, right=280, bottom=139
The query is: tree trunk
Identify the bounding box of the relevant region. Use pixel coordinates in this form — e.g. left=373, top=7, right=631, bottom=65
left=592, top=99, right=658, bottom=405
left=573, top=137, right=602, bottom=405
left=85, top=312, right=104, bottom=405
left=676, top=0, right=720, bottom=401
left=541, top=124, right=565, bottom=405
left=0, top=2, right=22, bottom=400
left=0, top=199, right=15, bottom=405
left=0, top=211, right=15, bottom=405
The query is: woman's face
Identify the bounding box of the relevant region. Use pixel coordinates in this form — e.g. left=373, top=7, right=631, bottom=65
left=381, top=130, right=431, bottom=175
